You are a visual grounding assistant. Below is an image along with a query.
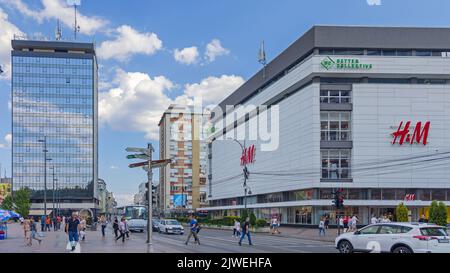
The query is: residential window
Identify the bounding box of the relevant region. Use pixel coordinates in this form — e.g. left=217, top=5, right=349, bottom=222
left=321, top=112, right=351, bottom=141
left=321, top=150, right=351, bottom=179
left=320, top=90, right=351, bottom=104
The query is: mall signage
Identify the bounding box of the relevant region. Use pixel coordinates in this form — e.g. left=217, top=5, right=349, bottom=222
left=405, top=194, right=416, bottom=201
left=391, top=121, right=431, bottom=145
left=320, top=56, right=373, bottom=70
left=240, top=144, right=256, bottom=166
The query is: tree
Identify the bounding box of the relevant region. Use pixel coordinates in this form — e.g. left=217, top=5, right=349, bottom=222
left=429, top=200, right=439, bottom=225
left=396, top=202, right=409, bottom=222
left=0, top=195, right=14, bottom=211
left=240, top=209, right=248, bottom=223
left=250, top=212, right=257, bottom=226
left=14, top=188, right=31, bottom=218
left=437, top=202, right=448, bottom=227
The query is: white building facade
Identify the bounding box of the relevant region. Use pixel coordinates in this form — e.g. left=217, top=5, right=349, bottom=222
left=204, top=26, right=450, bottom=226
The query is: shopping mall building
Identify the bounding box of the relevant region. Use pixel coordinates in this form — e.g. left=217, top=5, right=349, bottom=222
left=201, top=26, right=450, bottom=226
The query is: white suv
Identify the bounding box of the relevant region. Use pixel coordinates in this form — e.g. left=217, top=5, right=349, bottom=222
left=335, top=223, right=450, bottom=253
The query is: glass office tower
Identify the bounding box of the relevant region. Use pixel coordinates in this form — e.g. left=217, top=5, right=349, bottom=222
left=11, top=40, right=98, bottom=213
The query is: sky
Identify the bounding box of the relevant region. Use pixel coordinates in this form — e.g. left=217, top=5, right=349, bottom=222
left=1, top=0, right=450, bottom=206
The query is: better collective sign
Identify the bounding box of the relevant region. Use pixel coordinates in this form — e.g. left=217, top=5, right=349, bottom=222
left=391, top=121, right=431, bottom=145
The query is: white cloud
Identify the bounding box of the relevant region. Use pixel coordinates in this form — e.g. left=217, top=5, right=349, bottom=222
left=367, top=0, right=382, bottom=5
left=0, top=133, right=12, bottom=149
left=174, top=46, right=199, bottom=65
left=184, top=75, right=244, bottom=105
left=1, top=0, right=108, bottom=35
left=99, top=69, right=244, bottom=140
left=0, top=7, right=25, bottom=80
left=97, top=25, right=162, bottom=62
left=114, top=193, right=135, bottom=207
left=205, top=39, right=230, bottom=62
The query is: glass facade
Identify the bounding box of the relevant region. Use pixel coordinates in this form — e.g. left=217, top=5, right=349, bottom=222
left=12, top=53, right=97, bottom=201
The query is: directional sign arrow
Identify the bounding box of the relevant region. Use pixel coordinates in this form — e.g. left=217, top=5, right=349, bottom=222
left=142, top=159, right=172, bottom=171
left=128, top=161, right=149, bottom=168
left=126, top=147, right=151, bottom=155
left=127, top=154, right=150, bottom=160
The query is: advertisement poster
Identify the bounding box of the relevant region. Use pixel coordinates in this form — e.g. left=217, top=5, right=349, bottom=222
left=0, top=183, right=12, bottom=205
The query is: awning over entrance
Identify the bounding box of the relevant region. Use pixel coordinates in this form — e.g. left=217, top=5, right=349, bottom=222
left=29, top=210, right=52, bottom=216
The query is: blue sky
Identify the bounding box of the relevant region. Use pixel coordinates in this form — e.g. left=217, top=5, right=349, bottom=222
left=0, top=0, right=450, bottom=205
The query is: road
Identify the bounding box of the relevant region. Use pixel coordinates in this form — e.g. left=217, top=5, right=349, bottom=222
left=0, top=223, right=337, bottom=253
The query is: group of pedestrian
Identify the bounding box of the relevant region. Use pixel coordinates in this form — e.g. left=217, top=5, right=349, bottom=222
left=23, top=217, right=42, bottom=247
left=270, top=216, right=281, bottom=235
left=231, top=217, right=252, bottom=246
left=114, top=216, right=130, bottom=243
left=333, top=215, right=360, bottom=234
left=39, top=215, right=63, bottom=232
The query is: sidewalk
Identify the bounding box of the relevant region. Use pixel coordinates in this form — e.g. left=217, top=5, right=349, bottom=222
left=273, top=227, right=341, bottom=242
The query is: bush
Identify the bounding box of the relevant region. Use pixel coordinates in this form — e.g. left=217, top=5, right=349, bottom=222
left=437, top=202, right=448, bottom=227
left=396, top=202, right=409, bottom=222
left=240, top=210, right=248, bottom=223
left=250, top=213, right=257, bottom=226
left=223, top=216, right=240, bottom=226
left=429, top=200, right=439, bottom=225
left=256, top=219, right=267, bottom=228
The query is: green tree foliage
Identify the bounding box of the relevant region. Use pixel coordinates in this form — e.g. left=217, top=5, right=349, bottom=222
left=396, top=202, right=409, bottom=222
left=240, top=209, right=248, bottom=223
left=250, top=212, right=257, bottom=226
left=256, top=219, right=267, bottom=228
left=429, top=200, right=439, bottom=225
left=437, top=202, right=448, bottom=227
left=15, top=188, right=31, bottom=217
left=0, top=195, right=14, bottom=211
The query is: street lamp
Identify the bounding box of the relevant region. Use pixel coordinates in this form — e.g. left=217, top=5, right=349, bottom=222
left=50, top=166, right=58, bottom=217
left=227, top=138, right=250, bottom=210
left=38, top=136, right=52, bottom=217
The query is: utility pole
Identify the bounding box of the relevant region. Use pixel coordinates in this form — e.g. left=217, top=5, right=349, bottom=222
left=126, top=146, right=171, bottom=248
left=52, top=166, right=55, bottom=216
left=38, top=136, right=51, bottom=217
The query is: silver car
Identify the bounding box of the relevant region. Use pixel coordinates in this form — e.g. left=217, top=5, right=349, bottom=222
left=335, top=222, right=450, bottom=253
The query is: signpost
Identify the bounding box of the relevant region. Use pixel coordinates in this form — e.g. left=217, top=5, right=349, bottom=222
left=126, top=144, right=171, bottom=248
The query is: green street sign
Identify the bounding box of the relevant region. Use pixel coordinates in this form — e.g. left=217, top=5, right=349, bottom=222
left=321, top=56, right=373, bottom=70
left=127, top=154, right=150, bottom=160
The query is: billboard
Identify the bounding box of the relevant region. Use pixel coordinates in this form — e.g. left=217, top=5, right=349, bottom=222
left=173, top=194, right=187, bottom=208
left=0, top=183, right=12, bottom=205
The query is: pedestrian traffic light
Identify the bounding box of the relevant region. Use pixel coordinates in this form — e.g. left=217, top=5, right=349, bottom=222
left=332, top=188, right=345, bottom=209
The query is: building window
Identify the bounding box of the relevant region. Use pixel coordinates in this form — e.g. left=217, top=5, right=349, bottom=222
left=320, top=90, right=351, bottom=104
left=321, top=112, right=351, bottom=141
left=321, top=149, right=351, bottom=179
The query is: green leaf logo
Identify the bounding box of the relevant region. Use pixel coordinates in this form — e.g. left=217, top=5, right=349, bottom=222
left=321, top=56, right=335, bottom=70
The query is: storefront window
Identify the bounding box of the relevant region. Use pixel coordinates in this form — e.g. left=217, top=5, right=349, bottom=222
left=321, top=150, right=351, bottom=179
left=419, top=190, right=431, bottom=201
left=319, top=188, right=333, bottom=199
left=293, top=190, right=313, bottom=201
left=371, top=189, right=382, bottom=200
left=382, top=189, right=396, bottom=200
left=431, top=189, right=446, bottom=201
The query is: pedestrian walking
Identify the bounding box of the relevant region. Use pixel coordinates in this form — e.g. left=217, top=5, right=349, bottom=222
left=65, top=212, right=81, bottom=252
left=45, top=216, right=51, bottom=231
left=371, top=215, right=378, bottom=225
left=40, top=215, right=46, bottom=232
left=79, top=217, right=87, bottom=241
left=233, top=219, right=241, bottom=238
left=52, top=215, right=58, bottom=231
left=124, top=218, right=130, bottom=239
left=271, top=216, right=278, bottom=235
left=30, top=219, right=42, bottom=245
left=100, top=215, right=108, bottom=237
left=57, top=215, right=61, bottom=231
left=350, top=215, right=358, bottom=231
left=338, top=216, right=344, bottom=233
left=115, top=217, right=127, bottom=243
left=239, top=217, right=252, bottom=246
left=23, top=218, right=31, bottom=246
left=324, top=215, right=330, bottom=229
left=185, top=215, right=200, bottom=245
left=343, top=215, right=349, bottom=233
left=112, top=217, right=119, bottom=238
left=318, top=217, right=326, bottom=236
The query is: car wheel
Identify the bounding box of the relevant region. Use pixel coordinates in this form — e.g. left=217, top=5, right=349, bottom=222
left=338, top=240, right=354, bottom=254
left=392, top=246, right=412, bottom=253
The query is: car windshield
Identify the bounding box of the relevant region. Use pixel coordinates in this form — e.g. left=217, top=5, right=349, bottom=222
left=167, top=220, right=179, bottom=225
left=421, top=227, right=448, bottom=237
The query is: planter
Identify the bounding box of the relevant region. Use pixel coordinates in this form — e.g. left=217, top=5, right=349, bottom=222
left=200, top=224, right=270, bottom=233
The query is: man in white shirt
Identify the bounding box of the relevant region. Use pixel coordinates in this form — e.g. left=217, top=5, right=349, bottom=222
left=371, top=215, right=378, bottom=225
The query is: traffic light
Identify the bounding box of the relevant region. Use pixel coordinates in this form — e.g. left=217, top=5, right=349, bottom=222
left=152, top=185, right=157, bottom=206
left=332, top=188, right=345, bottom=209
left=243, top=166, right=250, bottom=180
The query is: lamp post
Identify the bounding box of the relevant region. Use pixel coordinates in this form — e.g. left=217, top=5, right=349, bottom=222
left=38, top=136, right=52, bottom=217
left=228, top=138, right=251, bottom=210
left=50, top=166, right=58, bottom=217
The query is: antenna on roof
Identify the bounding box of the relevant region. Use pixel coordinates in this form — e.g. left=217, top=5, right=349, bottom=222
left=55, top=19, right=62, bottom=41
left=67, top=0, right=81, bottom=40
left=258, top=41, right=267, bottom=80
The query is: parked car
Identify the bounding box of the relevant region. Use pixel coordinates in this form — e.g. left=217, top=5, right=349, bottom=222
left=158, top=219, right=184, bottom=235
left=152, top=219, right=159, bottom=232
left=335, top=222, right=450, bottom=253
